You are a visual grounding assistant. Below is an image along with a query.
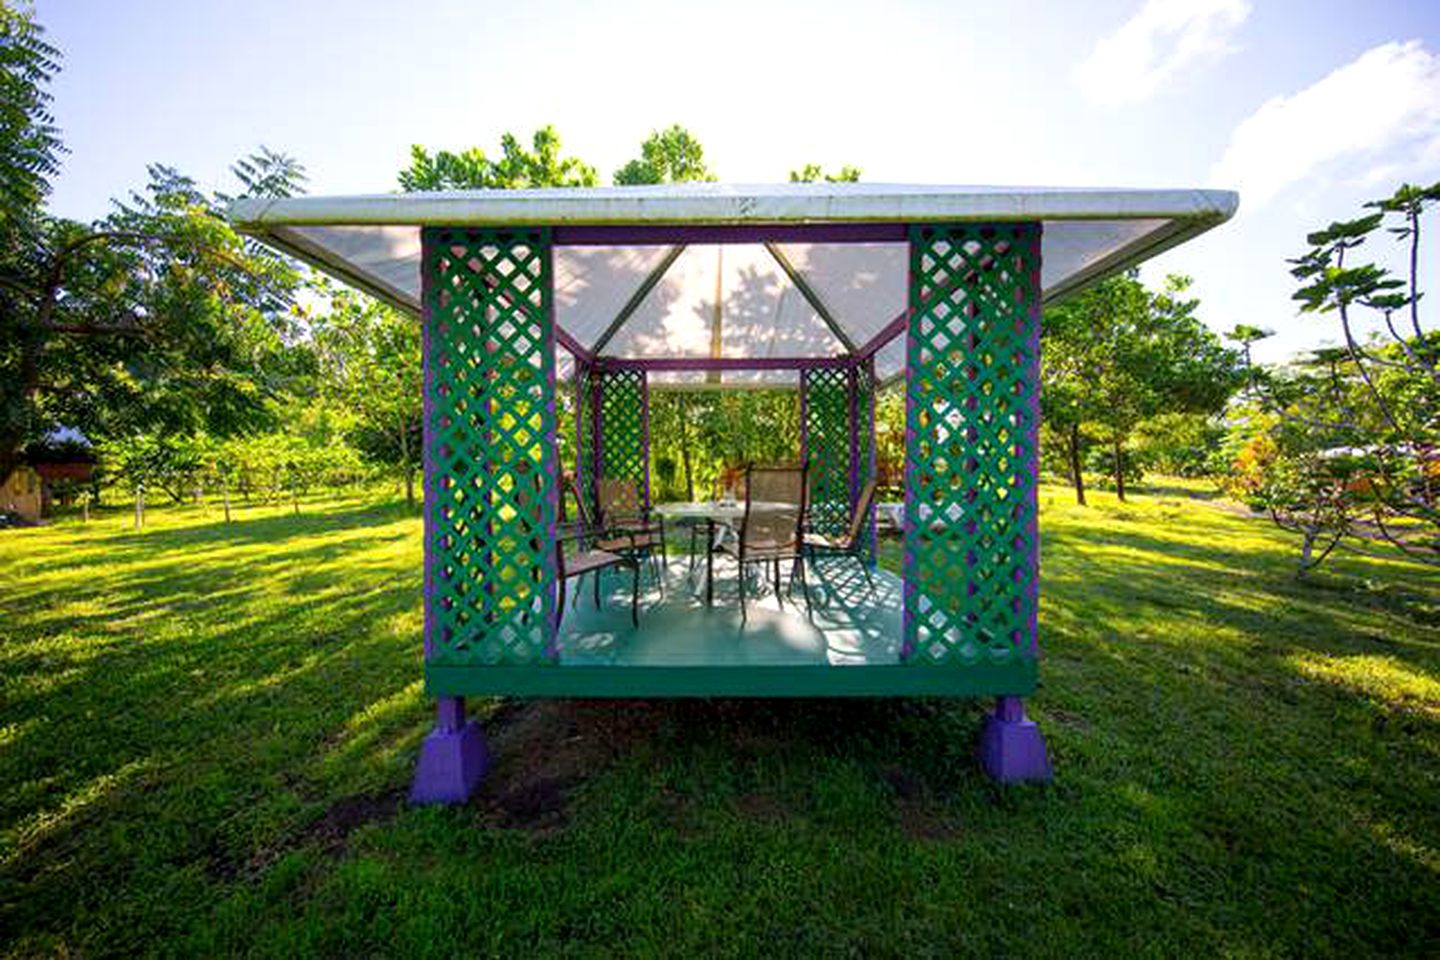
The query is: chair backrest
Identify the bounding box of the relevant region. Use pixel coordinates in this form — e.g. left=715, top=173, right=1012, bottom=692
left=741, top=463, right=807, bottom=549
left=561, top=476, right=597, bottom=532
left=842, top=479, right=879, bottom=549
left=597, top=477, right=645, bottom=526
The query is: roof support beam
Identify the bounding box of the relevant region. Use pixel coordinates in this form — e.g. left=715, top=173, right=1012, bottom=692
left=598, top=356, right=850, bottom=372
left=763, top=243, right=857, bottom=354
left=856, top=308, right=910, bottom=361
left=591, top=244, right=686, bottom=356
left=555, top=326, right=594, bottom=365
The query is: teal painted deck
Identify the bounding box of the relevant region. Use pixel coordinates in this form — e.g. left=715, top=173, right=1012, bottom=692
left=425, top=556, right=1037, bottom=698
left=562, top=555, right=902, bottom=667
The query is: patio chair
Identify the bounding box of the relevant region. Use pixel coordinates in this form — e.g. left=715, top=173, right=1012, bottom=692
left=802, top=478, right=879, bottom=595
left=596, top=477, right=667, bottom=590
left=720, top=463, right=811, bottom=619
left=556, top=480, right=641, bottom=626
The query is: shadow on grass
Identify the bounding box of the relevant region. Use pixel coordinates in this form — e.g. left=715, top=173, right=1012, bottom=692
left=2, top=493, right=1439, bottom=957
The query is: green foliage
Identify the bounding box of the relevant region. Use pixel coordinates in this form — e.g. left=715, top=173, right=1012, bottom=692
left=305, top=283, right=423, bottom=505
left=398, top=126, right=597, bottom=191
left=646, top=389, right=800, bottom=501
left=0, top=154, right=308, bottom=486
left=1231, top=181, right=1440, bottom=572
left=613, top=124, right=716, bottom=185
left=1132, top=412, right=1228, bottom=478
left=789, top=163, right=862, bottom=183
left=1042, top=272, right=1243, bottom=502
left=0, top=0, right=63, bottom=241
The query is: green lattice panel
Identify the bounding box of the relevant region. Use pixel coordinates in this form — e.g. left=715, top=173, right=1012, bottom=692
left=423, top=227, right=557, bottom=666
left=803, top=366, right=852, bottom=537
left=902, top=223, right=1041, bottom=665
left=597, top=368, right=648, bottom=503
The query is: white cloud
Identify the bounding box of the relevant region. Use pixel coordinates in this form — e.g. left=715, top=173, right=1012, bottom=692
left=1075, top=0, right=1250, bottom=105
left=1210, top=40, right=1440, bottom=209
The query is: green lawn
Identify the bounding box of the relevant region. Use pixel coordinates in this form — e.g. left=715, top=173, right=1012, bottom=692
left=2, top=484, right=1437, bottom=957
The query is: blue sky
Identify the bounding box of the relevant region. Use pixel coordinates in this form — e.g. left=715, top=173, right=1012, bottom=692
left=36, top=0, right=1440, bottom=363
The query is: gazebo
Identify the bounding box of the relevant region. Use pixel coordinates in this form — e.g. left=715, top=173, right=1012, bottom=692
left=229, top=183, right=1237, bottom=803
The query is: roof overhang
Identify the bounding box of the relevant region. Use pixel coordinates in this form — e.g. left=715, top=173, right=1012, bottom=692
left=229, top=183, right=1237, bottom=385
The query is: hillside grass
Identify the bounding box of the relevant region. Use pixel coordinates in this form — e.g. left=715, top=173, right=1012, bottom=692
left=1, top=483, right=1437, bottom=957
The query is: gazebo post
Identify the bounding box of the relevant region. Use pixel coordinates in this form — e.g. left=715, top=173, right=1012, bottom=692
left=411, top=226, right=559, bottom=804
left=903, top=222, right=1050, bottom=783
left=410, top=696, right=489, bottom=804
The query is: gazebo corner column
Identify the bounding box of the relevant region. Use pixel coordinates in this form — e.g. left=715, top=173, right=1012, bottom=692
left=412, top=226, right=560, bottom=804
left=902, top=222, right=1050, bottom=783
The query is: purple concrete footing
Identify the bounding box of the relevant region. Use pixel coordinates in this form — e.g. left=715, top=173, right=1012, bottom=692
left=978, top=696, right=1052, bottom=783
left=410, top=696, right=489, bottom=805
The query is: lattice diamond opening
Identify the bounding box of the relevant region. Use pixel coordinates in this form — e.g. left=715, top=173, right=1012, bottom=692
left=802, top=366, right=853, bottom=538
left=902, top=223, right=1041, bottom=665
left=423, top=227, right=557, bottom=666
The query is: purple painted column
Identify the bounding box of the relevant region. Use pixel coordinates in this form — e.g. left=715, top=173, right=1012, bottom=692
left=641, top=370, right=652, bottom=508
left=978, top=696, right=1052, bottom=783
left=411, top=696, right=490, bottom=804
left=798, top=370, right=809, bottom=467
left=864, top=356, right=878, bottom=564
left=847, top=362, right=860, bottom=511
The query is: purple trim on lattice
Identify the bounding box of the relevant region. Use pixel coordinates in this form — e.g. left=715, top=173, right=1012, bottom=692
left=554, top=223, right=908, bottom=246
left=799, top=371, right=810, bottom=468
left=543, top=235, right=561, bottom=657
left=421, top=231, right=436, bottom=662
left=1024, top=225, right=1044, bottom=657
left=590, top=366, right=603, bottom=519
left=848, top=364, right=860, bottom=510
left=556, top=326, right=593, bottom=365
left=900, top=235, right=917, bottom=662
left=573, top=357, right=585, bottom=501
left=856, top=308, right=910, bottom=361
left=865, top=356, right=878, bottom=564
left=641, top=370, right=652, bottom=508
left=597, top=356, right=850, bottom=373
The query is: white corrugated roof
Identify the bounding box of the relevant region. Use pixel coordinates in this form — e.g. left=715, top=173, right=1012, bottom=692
left=229, top=183, right=1237, bottom=385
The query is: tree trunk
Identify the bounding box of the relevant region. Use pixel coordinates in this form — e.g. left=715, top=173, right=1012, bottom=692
left=134, top=484, right=145, bottom=530
left=222, top=478, right=231, bottom=524
left=1068, top=422, right=1087, bottom=506
left=1112, top=436, right=1127, bottom=502
left=404, top=468, right=415, bottom=510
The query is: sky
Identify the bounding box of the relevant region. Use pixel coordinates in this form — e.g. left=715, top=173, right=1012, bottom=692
left=36, top=0, right=1440, bottom=364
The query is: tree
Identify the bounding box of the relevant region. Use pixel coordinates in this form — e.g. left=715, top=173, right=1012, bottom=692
left=0, top=1, right=63, bottom=242
left=789, top=164, right=862, bottom=183
left=1232, top=181, right=1440, bottom=572
left=613, top=125, right=716, bottom=185
left=0, top=153, right=307, bottom=485
left=1042, top=273, right=1243, bottom=502
left=308, top=286, right=423, bottom=507
left=398, top=126, right=597, bottom=191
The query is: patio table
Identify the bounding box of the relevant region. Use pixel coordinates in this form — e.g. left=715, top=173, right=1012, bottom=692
left=653, top=501, right=790, bottom=607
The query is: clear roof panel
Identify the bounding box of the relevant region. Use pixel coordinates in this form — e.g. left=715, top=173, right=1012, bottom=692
left=246, top=185, right=1238, bottom=383
left=601, top=244, right=845, bottom=361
